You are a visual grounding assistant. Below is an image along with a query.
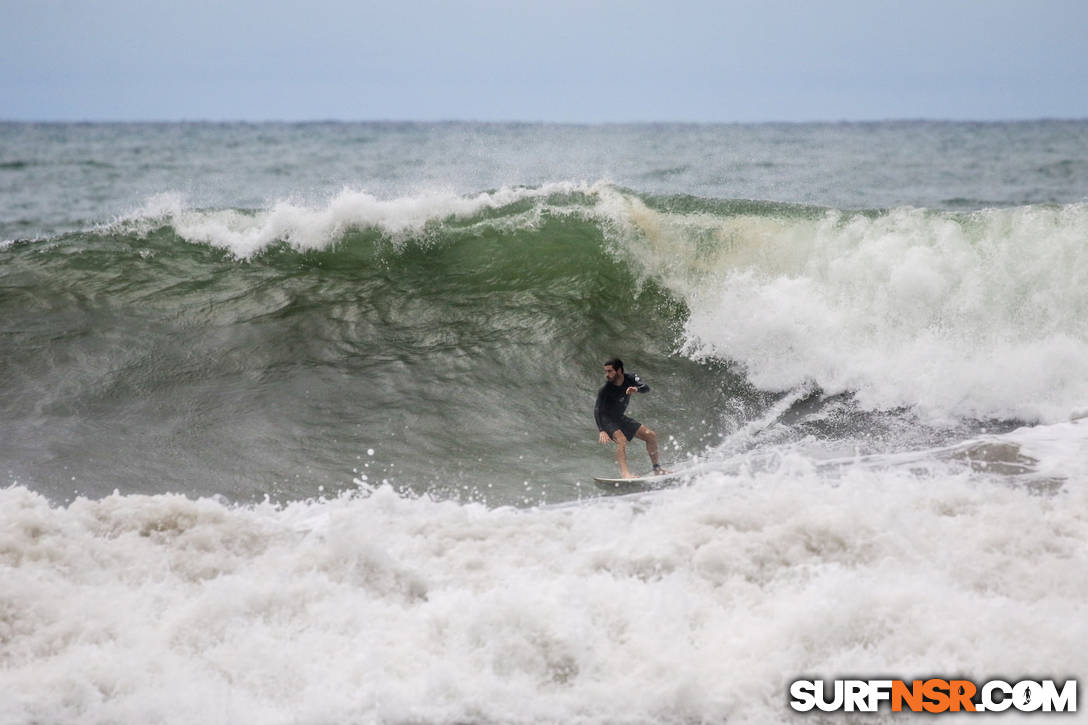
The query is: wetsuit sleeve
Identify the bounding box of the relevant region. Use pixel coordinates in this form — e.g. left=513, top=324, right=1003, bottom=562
left=594, top=387, right=608, bottom=431
left=630, top=373, right=650, bottom=393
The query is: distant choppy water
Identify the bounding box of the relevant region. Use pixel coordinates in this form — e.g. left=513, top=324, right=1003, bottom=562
left=2, top=121, right=1087, bottom=724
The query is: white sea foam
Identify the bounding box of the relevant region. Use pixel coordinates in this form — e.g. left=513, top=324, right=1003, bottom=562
left=124, top=182, right=602, bottom=258
left=619, top=202, right=1088, bottom=424
left=2, top=423, right=1085, bottom=724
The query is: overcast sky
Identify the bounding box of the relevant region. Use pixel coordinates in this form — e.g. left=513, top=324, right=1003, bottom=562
left=3, top=0, right=1086, bottom=122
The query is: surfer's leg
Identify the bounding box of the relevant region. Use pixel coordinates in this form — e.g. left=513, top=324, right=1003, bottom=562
left=611, top=430, right=633, bottom=478
left=634, top=425, right=662, bottom=469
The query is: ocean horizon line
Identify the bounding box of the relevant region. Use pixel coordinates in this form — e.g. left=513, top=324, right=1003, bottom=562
left=3, top=115, right=1087, bottom=127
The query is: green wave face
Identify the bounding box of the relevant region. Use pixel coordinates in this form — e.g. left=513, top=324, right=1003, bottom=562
left=0, top=192, right=753, bottom=504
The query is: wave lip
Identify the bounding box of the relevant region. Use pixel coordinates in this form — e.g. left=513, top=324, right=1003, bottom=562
left=115, top=182, right=605, bottom=258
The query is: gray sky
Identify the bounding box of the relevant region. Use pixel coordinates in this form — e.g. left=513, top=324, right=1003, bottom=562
left=3, top=0, right=1086, bottom=122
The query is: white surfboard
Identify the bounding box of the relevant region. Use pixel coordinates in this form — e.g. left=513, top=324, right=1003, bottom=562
left=592, top=469, right=686, bottom=492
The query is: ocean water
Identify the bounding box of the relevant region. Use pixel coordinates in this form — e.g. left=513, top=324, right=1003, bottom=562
left=2, top=121, right=1087, bottom=723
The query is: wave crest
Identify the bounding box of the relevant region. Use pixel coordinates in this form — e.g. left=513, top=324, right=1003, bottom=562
left=117, top=182, right=605, bottom=257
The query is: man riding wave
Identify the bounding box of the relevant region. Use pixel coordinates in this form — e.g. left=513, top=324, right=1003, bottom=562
left=594, top=358, right=666, bottom=479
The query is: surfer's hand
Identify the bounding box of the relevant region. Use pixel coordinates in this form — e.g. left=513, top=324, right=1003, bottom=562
left=598, top=431, right=610, bottom=444
left=626, top=386, right=638, bottom=395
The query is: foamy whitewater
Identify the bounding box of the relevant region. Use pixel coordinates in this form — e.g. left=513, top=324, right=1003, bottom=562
left=2, top=121, right=1087, bottom=723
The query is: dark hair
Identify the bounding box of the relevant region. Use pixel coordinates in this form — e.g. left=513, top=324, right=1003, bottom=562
left=604, top=357, right=624, bottom=372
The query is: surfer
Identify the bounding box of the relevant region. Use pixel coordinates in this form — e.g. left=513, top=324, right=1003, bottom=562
left=594, top=358, right=667, bottom=479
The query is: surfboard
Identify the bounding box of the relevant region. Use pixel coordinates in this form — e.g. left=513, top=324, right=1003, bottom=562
left=592, top=469, right=686, bottom=492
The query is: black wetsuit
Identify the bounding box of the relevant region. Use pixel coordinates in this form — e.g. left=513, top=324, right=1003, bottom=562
left=595, top=372, right=650, bottom=441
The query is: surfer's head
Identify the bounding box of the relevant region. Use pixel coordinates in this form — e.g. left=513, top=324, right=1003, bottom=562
left=603, top=358, right=624, bottom=384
